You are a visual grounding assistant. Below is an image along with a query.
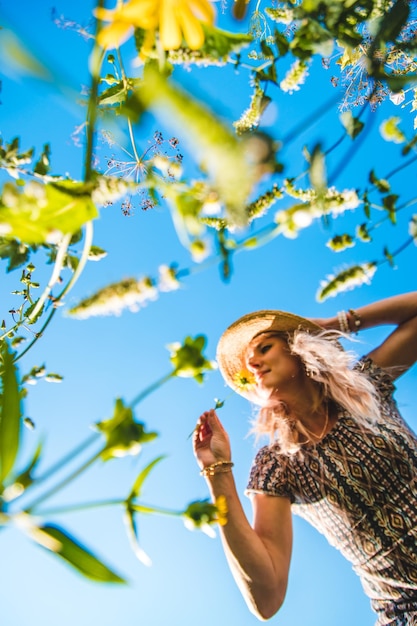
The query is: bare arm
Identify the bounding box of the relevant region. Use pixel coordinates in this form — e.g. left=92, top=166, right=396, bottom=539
left=312, top=291, right=417, bottom=379
left=193, top=410, right=293, bottom=620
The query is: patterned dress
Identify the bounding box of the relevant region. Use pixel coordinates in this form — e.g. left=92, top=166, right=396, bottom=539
left=246, top=358, right=417, bottom=626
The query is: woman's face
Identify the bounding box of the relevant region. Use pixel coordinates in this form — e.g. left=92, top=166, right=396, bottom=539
left=246, top=332, right=303, bottom=399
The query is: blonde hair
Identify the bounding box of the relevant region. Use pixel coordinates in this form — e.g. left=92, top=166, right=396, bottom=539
left=251, top=330, right=382, bottom=455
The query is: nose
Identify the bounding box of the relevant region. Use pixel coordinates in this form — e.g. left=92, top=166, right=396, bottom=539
left=246, top=350, right=261, bottom=371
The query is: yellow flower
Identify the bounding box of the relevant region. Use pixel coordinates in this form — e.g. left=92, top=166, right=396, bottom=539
left=95, top=0, right=215, bottom=51
left=232, top=368, right=256, bottom=391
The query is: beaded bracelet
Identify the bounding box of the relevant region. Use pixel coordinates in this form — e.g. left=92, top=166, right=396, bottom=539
left=337, top=310, right=350, bottom=334
left=348, top=309, right=362, bottom=334
left=200, top=461, right=234, bottom=477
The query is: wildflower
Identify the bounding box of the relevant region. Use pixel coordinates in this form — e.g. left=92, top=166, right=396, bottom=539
left=95, top=0, right=215, bottom=52
left=317, top=263, right=377, bottom=302
left=280, top=60, right=309, bottom=94
left=96, top=399, right=158, bottom=461
left=168, top=334, right=216, bottom=383
left=158, top=264, right=181, bottom=292
left=232, top=369, right=256, bottom=391
left=68, top=276, right=158, bottom=318
left=183, top=496, right=228, bottom=537
left=380, top=117, right=406, bottom=144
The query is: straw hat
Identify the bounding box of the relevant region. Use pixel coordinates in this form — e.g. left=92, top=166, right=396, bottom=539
left=216, top=310, right=322, bottom=397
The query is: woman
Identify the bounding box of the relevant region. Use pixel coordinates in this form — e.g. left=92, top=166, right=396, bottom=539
left=193, top=292, right=417, bottom=626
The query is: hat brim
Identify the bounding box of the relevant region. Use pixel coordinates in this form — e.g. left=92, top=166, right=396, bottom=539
left=216, top=310, right=322, bottom=397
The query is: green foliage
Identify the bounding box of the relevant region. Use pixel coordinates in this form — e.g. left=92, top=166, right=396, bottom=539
left=96, top=398, right=158, bottom=461
left=0, top=180, right=98, bottom=244
left=2, top=0, right=417, bottom=586
left=32, top=524, right=126, bottom=583
left=168, top=335, right=215, bottom=383
left=0, top=340, right=21, bottom=484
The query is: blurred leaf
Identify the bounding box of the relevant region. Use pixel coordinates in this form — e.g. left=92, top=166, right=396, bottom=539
left=96, top=398, right=158, bottom=461
left=317, top=262, right=377, bottom=302
left=0, top=29, right=51, bottom=80
left=327, top=234, right=354, bottom=252
left=123, top=507, right=152, bottom=567
left=369, top=170, right=390, bottom=193
left=309, top=144, right=326, bottom=202
left=34, top=144, right=51, bottom=176
left=0, top=180, right=98, bottom=245
left=379, top=117, right=406, bottom=144
left=127, top=455, right=166, bottom=501
left=370, top=0, right=409, bottom=44
left=0, top=238, right=32, bottom=272
left=340, top=111, right=364, bottom=139
left=3, top=442, right=42, bottom=501
left=0, top=340, right=22, bottom=483
left=383, top=246, right=395, bottom=267
left=382, top=194, right=398, bottom=224
left=356, top=223, right=372, bottom=242
left=33, top=524, right=126, bottom=583
left=168, top=335, right=216, bottom=383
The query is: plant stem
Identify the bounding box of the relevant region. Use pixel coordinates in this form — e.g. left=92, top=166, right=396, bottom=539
left=84, top=0, right=105, bottom=183
left=129, top=371, right=174, bottom=408
left=24, top=447, right=104, bottom=514
left=30, top=432, right=99, bottom=488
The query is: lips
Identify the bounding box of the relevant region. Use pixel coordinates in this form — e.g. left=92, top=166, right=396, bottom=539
left=255, top=370, right=270, bottom=381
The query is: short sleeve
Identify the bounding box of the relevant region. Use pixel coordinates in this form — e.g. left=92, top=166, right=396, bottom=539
left=355, top=357, right=396, bottom=404
left=245, top=445, right=294, bottom=502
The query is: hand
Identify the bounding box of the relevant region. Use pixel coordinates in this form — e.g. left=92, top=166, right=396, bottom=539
left=193, top=409, right=231, bottom=471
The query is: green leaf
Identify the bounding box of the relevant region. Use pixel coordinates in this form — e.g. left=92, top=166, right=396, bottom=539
left=369, top=170, right=390, bottom=193
left=382, top=194, right=398, bottom=224
left=0, top=180, right=98, bottom=245
left=383, top=246, right=395, bottom=267
left=127, top=455, right=166, bottom=501
left=0, top=237, right=31, bottom=272
left=3, top=442, right=42, bottom=500
left=370, top=0, right=409, bottom=44
left=0, top=340, right=22, bottom=483
left=356, top=223, right=372, bottom=242
left=96, top=398, right=158, bottom=461
left=168, top=335, right=215, bottom=383
left=309, top=144, right=326, bottom=200
left=33, top=524, right=126, bottom=583
left=123, top=507, right=152, bottom=566
left=34, top=144, right=51, bottom=176
left=327, top=234, right=354, bottom=252
left=340, top=111, right=364, bottom=139
left=24, top=300, right=44, bottom=324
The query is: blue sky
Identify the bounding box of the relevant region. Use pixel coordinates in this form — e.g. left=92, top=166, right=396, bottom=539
left=0, top=2, right=416, bottom=626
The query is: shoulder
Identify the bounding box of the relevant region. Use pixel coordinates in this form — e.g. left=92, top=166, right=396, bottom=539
left=354, top=356, right=396, bottom=401
left=246, top=444, right=295, bottom=500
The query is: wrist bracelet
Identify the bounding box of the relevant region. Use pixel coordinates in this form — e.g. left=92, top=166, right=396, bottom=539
left=337, top=310, right=350, bottom=334
left=200, top=461, right=234, bottom=477
left=348, top=309, right=361, bottom=334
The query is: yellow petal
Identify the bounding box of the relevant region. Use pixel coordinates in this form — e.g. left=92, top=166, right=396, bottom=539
left=190, top=0, right=216, bottom=23
left=160, top=0, right=182, bottom=50
left=97, top=22, right=133, bottom=49
left=94, top=7, right=118, bottom=22
left=121, top=0, right=159, bottom=28
left=176, top=3, right=205, bottom=50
